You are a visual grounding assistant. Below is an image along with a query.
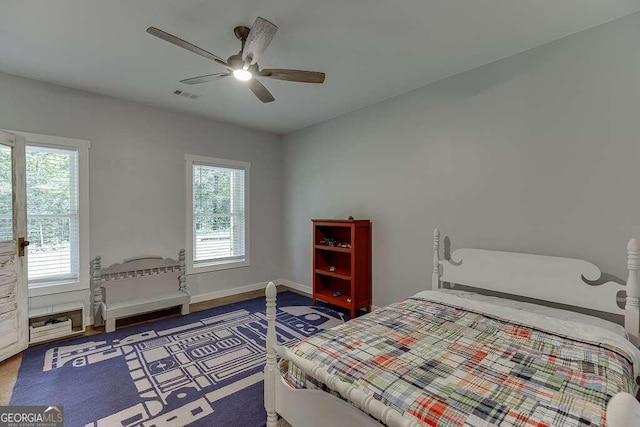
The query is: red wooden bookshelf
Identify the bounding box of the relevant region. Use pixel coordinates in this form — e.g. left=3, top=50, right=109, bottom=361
left=312, top=219, right=371, bottom=318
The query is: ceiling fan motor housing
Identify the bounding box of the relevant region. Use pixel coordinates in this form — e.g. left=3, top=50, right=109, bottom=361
left=227, top=54, right=243, bottom=70
left=227, top=54, right=259, bottom=73
left=233, top=26, right=251, bottom=41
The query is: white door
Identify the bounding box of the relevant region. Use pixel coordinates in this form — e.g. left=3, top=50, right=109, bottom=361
left=0, top=130, right=28, bottom=362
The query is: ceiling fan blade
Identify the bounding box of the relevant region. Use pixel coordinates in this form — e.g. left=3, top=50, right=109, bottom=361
left=241, top=17, right=278, bottom=65
left=247, top=79, right=275, bottom=103
left=180, top=73, right=230, bottom=85
left=146, top=27, right=228, bottom=67
left=258, top=69, right=325, bottom=84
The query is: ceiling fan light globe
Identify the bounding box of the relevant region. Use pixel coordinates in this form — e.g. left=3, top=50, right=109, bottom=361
left=233, top=69, right=252, bottom=81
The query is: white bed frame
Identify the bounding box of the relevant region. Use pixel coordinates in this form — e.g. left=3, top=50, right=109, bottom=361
left=264, top=229, right=640, bottom=427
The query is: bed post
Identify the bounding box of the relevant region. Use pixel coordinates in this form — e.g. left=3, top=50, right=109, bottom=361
left=264, top=281, right=278, bottom=427
left=432, top=229, right=440, bottom=290
left=626, top=239, right=640, bottom=345
left=90, top=256, right=103, bottom=326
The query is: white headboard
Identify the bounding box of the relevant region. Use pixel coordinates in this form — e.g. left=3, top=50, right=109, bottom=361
left=431, top=229, right=640, bottom=344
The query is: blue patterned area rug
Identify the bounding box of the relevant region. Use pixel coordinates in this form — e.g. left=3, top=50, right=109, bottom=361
left=11, top=291, right=347, bottom=427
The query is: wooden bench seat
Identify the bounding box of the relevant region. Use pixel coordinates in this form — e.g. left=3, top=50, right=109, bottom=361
left=90, top=250, right=189, bottom=333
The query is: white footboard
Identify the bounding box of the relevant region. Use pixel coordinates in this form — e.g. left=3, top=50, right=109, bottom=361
left=271, top=365, right=388, bottom=427
left=263, top=282, right=417, bottom=427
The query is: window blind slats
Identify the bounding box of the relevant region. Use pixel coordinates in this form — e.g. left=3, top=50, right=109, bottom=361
left=26, top=145, right=79, bottom=283
left=192, top=164, right=246, bottom=264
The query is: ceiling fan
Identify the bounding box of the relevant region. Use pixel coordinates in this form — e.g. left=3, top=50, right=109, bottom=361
left=146, top=17, right=326, bottom=103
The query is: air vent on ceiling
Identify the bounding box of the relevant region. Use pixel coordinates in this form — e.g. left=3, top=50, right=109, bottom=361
left=172, top=89, right=200, bottom=99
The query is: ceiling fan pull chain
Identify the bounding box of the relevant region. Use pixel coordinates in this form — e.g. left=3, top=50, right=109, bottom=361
left=243, top=55, right=253, bottom=71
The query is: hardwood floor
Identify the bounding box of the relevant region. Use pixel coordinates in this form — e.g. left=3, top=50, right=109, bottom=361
left=0, top=285, right=305, bottom=406
left=0, top=353, right=22, bottom=406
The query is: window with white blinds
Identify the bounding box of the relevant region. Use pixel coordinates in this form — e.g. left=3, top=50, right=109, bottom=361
left=187, top=156, right=249, bottom=272
left=26, top=144, right=79, bottom=285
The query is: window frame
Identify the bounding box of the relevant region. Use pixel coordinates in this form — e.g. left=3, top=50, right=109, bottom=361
left=185, top=154, right=250, bottom=275
left=6, top=130, right=90, bottom=297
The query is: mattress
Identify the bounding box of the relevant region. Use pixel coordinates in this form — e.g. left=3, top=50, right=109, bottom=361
left=282, top=291, right=640, bottom=426
left=434, top=289, right=628, bottom=338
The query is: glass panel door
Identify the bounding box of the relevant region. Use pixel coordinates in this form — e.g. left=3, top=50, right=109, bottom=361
left=0, top=130, right=28, bottom=362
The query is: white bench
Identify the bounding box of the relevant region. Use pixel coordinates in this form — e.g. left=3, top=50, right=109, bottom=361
left=90, top=250, right=190, bottom=333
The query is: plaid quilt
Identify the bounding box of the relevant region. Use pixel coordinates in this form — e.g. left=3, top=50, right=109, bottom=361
left=282, top=295, right=637, bottom=427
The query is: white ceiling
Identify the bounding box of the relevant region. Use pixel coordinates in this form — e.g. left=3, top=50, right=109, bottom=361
left=1, top=1, right=639, bottom=134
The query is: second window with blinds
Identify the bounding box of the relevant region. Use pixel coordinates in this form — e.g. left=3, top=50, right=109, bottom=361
left=185, top=155, right=250, bottom=274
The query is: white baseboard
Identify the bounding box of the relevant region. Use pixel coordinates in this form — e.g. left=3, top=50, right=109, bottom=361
left=190, top=279, right=314, bottom=305
left=89, top=279, right=370, bottom=327
left=278, top=280, right=312, bottom=296
left=85, top=280, right=313, bottom=327
left=87, top=280, right=366, bottom=328
left=190, top=281, right=271, bottom=304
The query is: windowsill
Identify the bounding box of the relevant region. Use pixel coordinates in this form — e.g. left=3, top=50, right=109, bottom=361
left=187, top=259, right=249, bottom=275
left=28, top=280, right=88, bottom=297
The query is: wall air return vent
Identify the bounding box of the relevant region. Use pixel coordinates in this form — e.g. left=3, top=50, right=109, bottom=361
left=172, top=89, right=200, bottom=99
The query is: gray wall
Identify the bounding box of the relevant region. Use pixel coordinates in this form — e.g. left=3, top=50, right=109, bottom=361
left=0, top=71, right=282, bottom=311
left=281, top=12, right=640, bottom=307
